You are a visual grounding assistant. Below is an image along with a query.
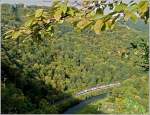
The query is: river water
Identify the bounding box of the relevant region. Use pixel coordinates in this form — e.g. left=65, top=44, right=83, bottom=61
left=64, top=93, right=107, bottom=114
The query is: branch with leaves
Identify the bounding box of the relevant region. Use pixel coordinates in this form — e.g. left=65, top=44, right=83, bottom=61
left=4, top=0, right=149, bottom=41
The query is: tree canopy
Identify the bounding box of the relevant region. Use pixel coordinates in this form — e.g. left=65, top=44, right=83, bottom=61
left=1, top=0, right=149, bottom=114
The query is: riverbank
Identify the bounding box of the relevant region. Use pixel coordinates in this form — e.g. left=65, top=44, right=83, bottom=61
left=49, top=82, right=120, bottom=114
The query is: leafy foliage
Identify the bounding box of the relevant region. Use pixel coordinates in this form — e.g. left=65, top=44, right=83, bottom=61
left=77, top=76, right=148, bottom=114
left=1, top=1, right=149, bottom=114
left=4, top=0, right=149, bottom=39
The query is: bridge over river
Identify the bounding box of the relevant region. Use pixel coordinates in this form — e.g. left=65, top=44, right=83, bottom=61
left=64, top=82, right=121, bottom=114
left=49, top=82, right=121, bottom=114
left=75, top=82, right=121, bottom=96
left=54, top=82, right=121, bottom=105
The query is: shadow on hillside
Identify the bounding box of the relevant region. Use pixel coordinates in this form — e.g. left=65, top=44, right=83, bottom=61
left=1, top=62, right=81, bottom=114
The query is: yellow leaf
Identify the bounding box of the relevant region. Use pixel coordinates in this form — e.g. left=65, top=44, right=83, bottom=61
left=105, top=20, right=114, bottom=30
left=35, top=9, right=44, bottom=18
left=76, top=19, right=91, bottom=30
left=93, top=20, right=104, bottom=34
left=138, top=1, right=149, bottom=15
left=124, top=10, right=132, bottom=21
left=54, top=9, right=62, bottom=21
left=124, top=10, right=137, bottom=22
left=12, top=31, right=22, bottom=39
left=24, top=19, right=34, bottom=27
left=60, top=4, right=67, bottom=14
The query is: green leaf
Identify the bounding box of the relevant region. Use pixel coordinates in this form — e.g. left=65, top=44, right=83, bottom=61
left=130, top=13, right=137, bottom=23
left=129, top=3, right=138, bottom=11
left=24, top=19, right=34, bottom=27
left=114, top=3, right=128, bottom=12
left=96, top=8, right=103, bottom=15
left=93, top=15, right=105, bottom=20
left=86, top=11, right=96, bottom=18
left=60, top=4, right=67, bottom=14
left=108, top=3, right=114, bottom=10
left=47, top=25, right=53, bottom=31
left=12, top=31, right=22, bottom=39
left=138, top=1, right=149, bottom=14
left=67, top=7, right=75, bottom=16
left=4, top=30, right=14, bottom=36
left=4, top=34, right=12, bottom=39
left=35, top=9, right=44, bottom=18
left=101, top=23, right=106, bottom=31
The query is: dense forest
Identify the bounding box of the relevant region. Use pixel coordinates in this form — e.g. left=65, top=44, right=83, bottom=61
left=1, top=0, right=149, bottom=114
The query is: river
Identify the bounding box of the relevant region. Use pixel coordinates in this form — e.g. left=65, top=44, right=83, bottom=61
left=63, top=93, right=108, bottom=114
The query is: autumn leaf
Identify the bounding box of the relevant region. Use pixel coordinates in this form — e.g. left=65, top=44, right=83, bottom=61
left=35, top=9, right=44, bottom=18
left=54, top=9, right=62, bottom=21
left=12, top=31, right=22, bottom=39
left=105, top=20, right=115, bottom=30
left=138, top=1, right=149, bottom=15
left=124, top=10, right=137, bottom=22
left=24, top=18, right=34, bottom=27
left=93, top=20, right=104, bottom=34
left=76, top=18, right=92, bottom=30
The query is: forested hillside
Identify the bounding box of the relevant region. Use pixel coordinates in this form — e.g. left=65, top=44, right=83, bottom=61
left=1, top=1, right=149, bottom=114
